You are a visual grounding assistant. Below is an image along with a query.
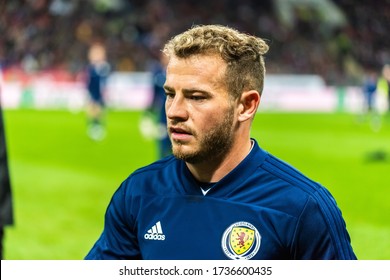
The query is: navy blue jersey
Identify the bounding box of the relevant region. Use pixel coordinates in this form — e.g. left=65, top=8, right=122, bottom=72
left=85, top=139, right=356, bottom=260
left=86, top=62, right=110, bottom=104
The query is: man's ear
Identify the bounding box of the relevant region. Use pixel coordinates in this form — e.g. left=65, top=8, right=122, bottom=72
left=237, top=90, right=261, bottom=122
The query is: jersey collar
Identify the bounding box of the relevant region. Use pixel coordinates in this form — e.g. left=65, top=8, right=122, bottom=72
left=179, top=138, right=268, bottom=197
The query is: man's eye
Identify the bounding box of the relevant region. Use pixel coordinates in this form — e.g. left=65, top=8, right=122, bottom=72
left=165, top=92, right=174, bottom=98
left=190, top=95, right=205, bottom=100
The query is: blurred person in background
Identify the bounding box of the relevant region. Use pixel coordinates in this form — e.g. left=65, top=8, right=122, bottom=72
left=85, top=25, right=356, bottom=260
left=362, top=68, right=377, bottom=113
left=360, top=67, right=379, bottom=131
left=85, top=42, right=111, bottom=141
left=0, top=66, right=14, bottom=259
left=369, top=63, right=390, bottom=132
left=364, top=64, right=389, bottom=161
left=376, top=64, right=390, bottom=115
left=140, top=52, right=171, bottom=158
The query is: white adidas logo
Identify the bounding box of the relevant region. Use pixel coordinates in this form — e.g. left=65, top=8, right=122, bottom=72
left=144, top=221, right=166, bottom=240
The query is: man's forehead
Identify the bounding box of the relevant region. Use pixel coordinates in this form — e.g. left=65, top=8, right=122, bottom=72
left=166, top=54, right=226, bottom=79
left=167, top=53, right=225, bottom=66
left=164, top=54, right=228, bottom=94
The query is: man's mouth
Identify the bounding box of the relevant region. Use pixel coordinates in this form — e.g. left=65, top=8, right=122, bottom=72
left=169, top=126, right=193, bottom=141
left=170, top=126, right=190, bottom=134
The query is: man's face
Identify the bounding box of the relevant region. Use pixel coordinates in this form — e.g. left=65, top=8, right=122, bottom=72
left=164, top=54, right=237, bottom=164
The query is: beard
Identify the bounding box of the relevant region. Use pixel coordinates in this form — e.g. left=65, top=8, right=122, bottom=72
left=170, top=107, right=235, bottom=164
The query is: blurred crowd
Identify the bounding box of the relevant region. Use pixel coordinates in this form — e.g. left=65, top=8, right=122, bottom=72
left=0, top=0, right=389, bottom=85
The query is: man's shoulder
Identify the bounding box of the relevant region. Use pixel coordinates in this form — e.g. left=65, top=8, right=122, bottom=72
left=252, top=151, right=340, bottom=220
left=132, top=155, right=177, bottom=176
left=124, top=155, right=180, bottom=188
left=118, top=155, right=180, bottom=195
left=259, top=152, right=323, bottom=196
left=259, top=152, right=342, bottom=215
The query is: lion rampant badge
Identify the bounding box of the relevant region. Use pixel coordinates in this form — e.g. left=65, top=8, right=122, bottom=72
left=221, top=221, right=261, bottom=259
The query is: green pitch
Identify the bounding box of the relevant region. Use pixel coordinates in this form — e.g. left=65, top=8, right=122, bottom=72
left=2, top=109, right=390, bottom=259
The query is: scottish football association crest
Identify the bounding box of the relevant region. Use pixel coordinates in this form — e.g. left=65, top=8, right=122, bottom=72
left=221, top=221, right=261, bottom=259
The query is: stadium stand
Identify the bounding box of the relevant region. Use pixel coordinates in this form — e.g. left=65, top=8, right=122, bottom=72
left=0, top=0, right=389, bottom=86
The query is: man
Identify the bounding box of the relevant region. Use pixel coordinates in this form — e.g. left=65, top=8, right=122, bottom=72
left=85, top=25, right=356, bottom=260
left=142, top=52, right=171, bottom=158
left=376, top=64, right=390, bottom=114
left=0, top=99, right=14, bottom=259
left=85, top=42, right=111, bottom=141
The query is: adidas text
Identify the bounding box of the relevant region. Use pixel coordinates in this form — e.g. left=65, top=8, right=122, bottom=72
left=144, top=233, right=166, bottom=240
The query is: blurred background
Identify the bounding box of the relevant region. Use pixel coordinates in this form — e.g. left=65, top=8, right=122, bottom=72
left=1, top=0, right=389, bottom=82
left=0, top=0, right=389, bottom=259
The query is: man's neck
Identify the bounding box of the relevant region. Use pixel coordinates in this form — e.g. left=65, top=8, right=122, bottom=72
left=186, top=139, right=253, bottom=183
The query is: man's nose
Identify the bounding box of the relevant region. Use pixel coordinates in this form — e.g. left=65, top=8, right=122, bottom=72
left=166, top=95, right=189, bottom=121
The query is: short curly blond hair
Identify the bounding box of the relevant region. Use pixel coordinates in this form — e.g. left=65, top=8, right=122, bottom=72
left=163, top=24, right=269, bottom=99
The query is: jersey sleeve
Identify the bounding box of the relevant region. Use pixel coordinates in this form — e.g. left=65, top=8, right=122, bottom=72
left=85, top=182, right=141, bottom=260
left=291, top=188, right=357, bottom=260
